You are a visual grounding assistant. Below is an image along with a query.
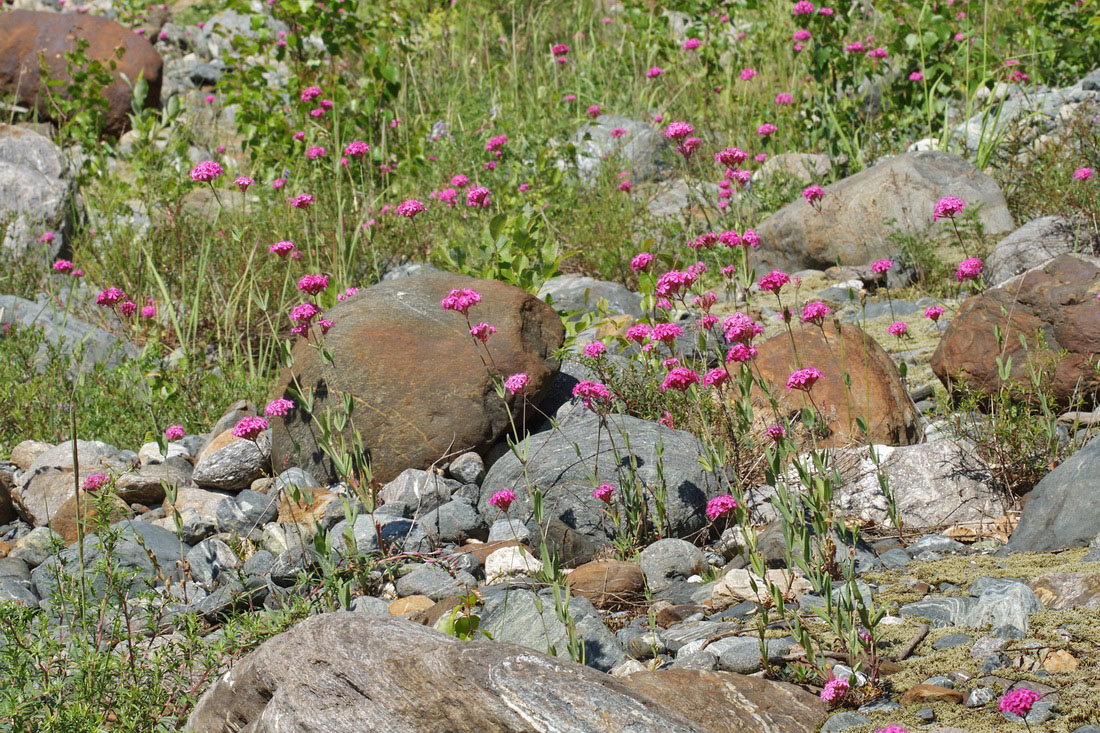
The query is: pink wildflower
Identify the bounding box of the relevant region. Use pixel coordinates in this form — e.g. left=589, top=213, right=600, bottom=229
left=165, top=425, right=185, bottom=441
left=757, top=270, right=790, bottom=293
left=663, top=121, right=694, bottom=140
left=232, top=416, right=269, bottom=440
left=646, top=66, right=664, bottom=78
left=999, top=688, right=1041, bottom=718
left=95, top=287, right=125, bottom=306
left=466, top=186, right=492, bottom=208
left=488, top=489, right=515, bottom=512
left=723, top=312, right=763, bottom=343
left=572, top=380, right=612, bottom=410
left=504, top=373, right=529, bottom=395
left=265, top=398, right=295, bottom=417
left=290, top=194, right=315, bottom=209
left=726, top=343, right=758, bottom=363
left=766, top=424, right=786, bottom=441
left=703, top=368, right=728, bottom=387
left=924, top=305, right=944, bottom=321
left=583, top=341, right=606, bottom=359
left=801, top=301, right=831, bottom=324
left=715, top=147, right=747, bottom=166
left=682, top=37, right=701, bottom=50
left=586, top=104, right=601, bottom=118
left=189, top=160, right=223, bottom=183
left=661, top=367, right=699, bottom=391
left=786, top=366, right=824, bottom=391
left=775, top=92, right=795, bottom=104
left=706, top=494, right=738, bottom=520
left=820, top=677, right=849, bottom=704
left=756, top=123, right=777, bottom=136
left=909, top=71, right=924, bottom=81
left=300, top=85, right=322, bottom=102
left=933, top=196, right=966, bottom=221
left=955, top=257, right=983, bottom=282
left=871, top=259, right=893, bottom=274
left=802, top=184, right=825, bottom=206
left=270, top=241, right=295, bottom=258
left=740, top=68, right=757, bottom=81
left=441, top=288, right=482, bottom=314
left=118, top=300, right=137, bottom=317
left=297, top=274, right=329, bottom=295
left=306, top=145, right=327, bottom=160
left=290, top=302, right=321, bottom=323
left=625, top=324, right=651, bottom=343
left=451, top=174, right=470, bottom=188
left=52, top=260, right=73, bottom=274
left=887, top=321, right=908, bottom=337
left=651, top=322, right=683, bottom=345
left=630, top=252, right=654, bottom=271
left=469, top=322, right=497, bottom=342
left=344, top=141, right=369, bottom=157
left=39, top=231, right=55, bottom=243
left=593, top=484, right=615, bottom=503
left=1074, top=167, right=1093, bottom=181
left=396, top=199, right=426, bottom=218
left=82, top=473, right=110, bottom=492
left=234, top=176, right=254, bottom=192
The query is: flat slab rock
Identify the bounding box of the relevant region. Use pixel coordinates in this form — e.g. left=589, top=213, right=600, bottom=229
left=186, top=613, right=710, bottom=732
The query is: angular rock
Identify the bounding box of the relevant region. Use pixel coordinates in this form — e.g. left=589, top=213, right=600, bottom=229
left=484, top=545, right=542, bottom=583
left=0, top=11, right=162, bottom=137
left=568, top=559, right=645, bottom=610
left=568, top=114, right=673, bottom=184
left=900, top=684, right=967, bottom=706
left=480, top=411, right=722, bottom=552
left=963, top=583, right=1042, bottom=637
left=932, top=255, right=1100, bottom=408
left=394, top=564, right=476, bottom=601
left=420, top=499, right=484, bottom=544
left=270, top=274, right=564, bottom=484
left=48, top=491, right=131, bottom=543
left=447, top=452, right=485, bottom=485
left=1029, top=572, right=1100, bottom=610
left=710, top=636, right=795, bottom=675
left=32, top=520, right=188, bottom=603
left=985, top=216, right=1099, bottom=287
left=622, top=669, right=826, bottom=732
left=753, top=152, right=832, bottom=185
left=0, top=125, right=73, bottom=262
left=640, top=539, right=705, bottom=592
left=331, top=513, right=434, bottom=556
left=756, top=151, right=1014, bottom=271
left=187, top=537, right=241, bottom=587
left=830, top=439, right=1006, bottom=531
left=899, top=597, right=976, bottom=627
left=186, top=614, right=706, bottom=732
left=746, top=321, right=922, bottom=446
left=480, top=587, right=627, bottom=672
left=380, top=469, right=460, bottom=517
left=192, top=429, right=271, bottom=492
left=1010, top=435, right=1100, bottom=551
left=8, top=526, right=61, bottom=568
left=538, top=274, right=644, bottom=320
left=115, top=460, right=192, bottom=505
left=216, top=490, right=278, bottom=535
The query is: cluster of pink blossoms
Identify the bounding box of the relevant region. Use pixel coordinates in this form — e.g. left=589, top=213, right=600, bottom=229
left=887, top=321, right=909, bottom=337
left=466, top=186, right=492, bottom=207
left=270, top=240, right=295, bottom=258
left=933, top=195, right=966, bottom=221
left=924, top=305, right=944, bottom=321
left=441, top=288, right=482, bottom=314
left=51, top=259, right=83, bottom=277
left=297, top=274, right=329, bottom=295
left=955, top=256, right=983, bottom=282
left=264, top=398, right=295, bottom=417
left=787, top=366, right=824, bottom=391
left=489, top=489, right=515, bottom=512
left=344, top=141, right=369, bottom=157
left=469, top=322, right=496, bottom=342
left=801, top=300, right=831, bottom=324
left=82, top=473, right=109, bottom=492
left=593, top=484, right=615, bottom=503
left=232, top=416, right=268, bottom=440
left=504, top=373, right=529, bottom=395
left=189, top=160, right=223, bottom=183
left=572, top=380, right=612, bottom=411
left=396, top=199, right=426, bottom=218
left=819, top=676, right=848, bottom=704
left=705, top=494, right=738, bottom=521
left=661, top=366, right=699, bottom=392
left=757, top=269, right=790, bottom=293
left=630, top=252, right=654, bottom=271
left=802, top=184, right=825, bottom=207
left=999, top=688, right=1041, bottom=717
left=871, top=258, right=893, bottom=274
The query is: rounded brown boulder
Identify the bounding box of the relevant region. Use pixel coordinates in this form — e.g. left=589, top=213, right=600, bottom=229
left=931, top=255, right=1100, bottom=407
left=0, top=10, right=163, bottom=138
left=269, top=273, right=564, bottom=484
left=739, top=320, right=922, bottom=446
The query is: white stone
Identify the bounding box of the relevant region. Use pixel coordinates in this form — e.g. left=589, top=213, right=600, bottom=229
left=485, top=546, right=543, bottom=584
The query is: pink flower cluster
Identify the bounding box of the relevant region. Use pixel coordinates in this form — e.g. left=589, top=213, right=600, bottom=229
left=504, top=373, right=529, bottom=395
left=82, top=473, right=109, bottom=492
left=165, top=424, right=185, bottom=441
left=801, top=300, right=831, bottom=324
left=189, top=160, right=223, bottom=183
left=661, top=366, right=699, bottom=392
left=264, top=398, right=295, bottom=417
left=469, top=322, right=496, bottom=342
left=630, top=252, right=654, bottom=271
left=232, top=416, right=269, bottom=440
left=663, top=121, right=694, bottom=140
left=572, top=380, right=612, bottom=411
left=706, top=494, right=738, bottom=520
left=819, top=677, right=848, bottom=704
left=757, top=269, right=790, bottom=293
left=441, top=288, right=482, bottom=314
left=489, top=489, right=515, bottom=512
left=786, top=366, right=824, bottom=391
left=955, top=256, right=983, bottom=282
left=933, top=195, right=966, bottom=221
left=396, top=199, right=426, bottom=218
left=593, top=484, right=615, bottom=502
left=297, top=274, right=329, bottom=295
left=999, top=688, right=1041, bottom=717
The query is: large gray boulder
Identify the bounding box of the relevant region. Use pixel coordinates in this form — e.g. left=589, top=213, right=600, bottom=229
left=756, top=151, right=1015, bottom=270
left=1009, top=436, right=1100, bottom=552
left=984, top=216, right=1099, bottom=287
left=0, top=125, right=73, bottom=262
left=186, top=613, right=706, bottom=732
left=569, top=115, right=673, bottom=184
left=479, top=412, right=723, bottom=551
